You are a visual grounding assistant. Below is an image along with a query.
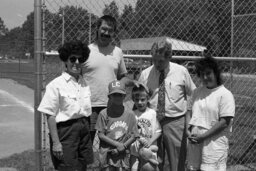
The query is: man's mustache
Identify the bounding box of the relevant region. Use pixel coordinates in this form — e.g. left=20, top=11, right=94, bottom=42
left=101, top=34, right=111, bottom=38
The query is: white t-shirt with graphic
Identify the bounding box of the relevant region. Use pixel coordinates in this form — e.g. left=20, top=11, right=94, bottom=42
left=130, top=108, right=161, bottom=156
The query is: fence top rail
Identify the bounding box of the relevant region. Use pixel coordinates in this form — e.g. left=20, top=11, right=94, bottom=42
left=123, top=54, right=256, bottom=61
left=45, top=52, right=256, bottom=62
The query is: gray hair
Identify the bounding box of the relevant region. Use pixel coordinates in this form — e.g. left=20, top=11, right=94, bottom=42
left=151, top=38, right=172, bottom=58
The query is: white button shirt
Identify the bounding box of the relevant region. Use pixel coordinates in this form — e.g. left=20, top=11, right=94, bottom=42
left=139, top=62, right=196, bottom=118
left=38, top=72, right=92, bottom=123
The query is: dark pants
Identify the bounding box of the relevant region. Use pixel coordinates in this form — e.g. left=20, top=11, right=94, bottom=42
left=50, top=117, right=93, bottom=171
left=89, top=107, right=106, bottom=141
left=157, top=115, right=187, bottom=171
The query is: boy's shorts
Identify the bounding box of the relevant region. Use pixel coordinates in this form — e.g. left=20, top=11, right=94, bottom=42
left=50, top=117, right=93, bottom=170
left=99, top=148, right=130, bottom=170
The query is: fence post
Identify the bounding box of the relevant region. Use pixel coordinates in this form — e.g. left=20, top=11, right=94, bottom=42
left=230, top=0, right=234, bottom=90
left=34, top=0, right=43, bottom=170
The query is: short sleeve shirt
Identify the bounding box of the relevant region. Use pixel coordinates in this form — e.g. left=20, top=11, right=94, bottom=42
left=82, top=43, right=127, bottom=107
left=95, top=108, right=138, bottom=168
left=95, top=108, right=139, bottom=149
left=189, top=85, right=235, bottom=131
left=139, top=62, right=196, bottom=117
left=130, top=108, right=161, bottom=156
left=37, top=72, right=92, bottom=123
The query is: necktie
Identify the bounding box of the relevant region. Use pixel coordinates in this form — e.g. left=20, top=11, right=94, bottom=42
left=157, top=71, right=165, bottom=121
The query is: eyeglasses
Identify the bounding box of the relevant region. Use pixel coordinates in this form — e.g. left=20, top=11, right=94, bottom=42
left=68, top=56, right=86, bottom=64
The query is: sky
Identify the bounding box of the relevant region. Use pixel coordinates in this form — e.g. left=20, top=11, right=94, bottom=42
left=0, top=0, right=33, bottom=29
left=0, top=0, right=136, bottom=30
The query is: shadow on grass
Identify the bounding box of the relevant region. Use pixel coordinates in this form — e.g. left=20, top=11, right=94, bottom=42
left=0, top=149, right=102, bottom=171
left=0, top=149, right=54, bottom=171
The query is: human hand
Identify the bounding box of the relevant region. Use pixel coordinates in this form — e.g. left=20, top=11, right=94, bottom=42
left=188, top=133, right=204, bottom=144
left=139, top=138, right=150, bottom=148
left=186, top=128, right=192, bottom=138
left=134, top=81, right=150, bottom=94
left=110, top=149, right=119, bottom=156
left=52, top=142, right=63, bottom=160
left=116, top=142, right=126, bottom=152
left=188, top=135, right=198, bottom=144
left=133, top=80, right=141, bottom=88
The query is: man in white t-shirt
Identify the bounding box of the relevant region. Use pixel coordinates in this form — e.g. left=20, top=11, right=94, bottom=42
left=82, top=15, right=135, bottom=141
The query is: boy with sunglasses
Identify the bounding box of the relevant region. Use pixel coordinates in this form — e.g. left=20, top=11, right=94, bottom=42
left=38, top=41, right=93, bottom=171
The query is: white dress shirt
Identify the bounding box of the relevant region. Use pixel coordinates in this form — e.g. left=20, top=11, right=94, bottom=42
left=38, top=72, right=92, bottom=123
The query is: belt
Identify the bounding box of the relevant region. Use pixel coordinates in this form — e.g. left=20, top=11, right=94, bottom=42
left=160, top=115, right=185, bottom=124
left=57, top=117, right=89, bottom=127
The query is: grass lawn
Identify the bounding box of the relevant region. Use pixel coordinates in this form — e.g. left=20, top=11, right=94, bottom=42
left=0, top=149, right=54, bottom=171
left=0, top=59, right=63, bottom=89
left=0, top=149, right=105, bottom=171
left=0, top=62, right=35, bottom=89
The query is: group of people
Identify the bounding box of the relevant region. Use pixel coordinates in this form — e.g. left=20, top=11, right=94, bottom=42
left=38, top=15, right=235, bottom=171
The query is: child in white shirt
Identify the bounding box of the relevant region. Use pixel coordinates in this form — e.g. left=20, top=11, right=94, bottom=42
left=130, top=83, right=162, bottom=171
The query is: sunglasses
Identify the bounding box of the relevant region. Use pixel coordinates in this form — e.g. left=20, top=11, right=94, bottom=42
left=68, top=56, right=86, bottom=64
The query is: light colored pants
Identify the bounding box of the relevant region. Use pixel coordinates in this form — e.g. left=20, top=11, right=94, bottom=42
left=158, top=116, right=186, bottom=171
left=201, top=163, right=227, bottom=171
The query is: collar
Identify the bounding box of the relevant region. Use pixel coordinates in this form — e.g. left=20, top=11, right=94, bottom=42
left=204, top=84, right=223, bottom=91
left=154, top=62, right=170, bottom=76
left=94, top=41, right=113, bottom=49
left=62, top=72, right=82, bottom=82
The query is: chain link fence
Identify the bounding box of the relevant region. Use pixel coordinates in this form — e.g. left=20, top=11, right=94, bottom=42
left=40, top=1, right=256, bottom=170
left=1, top=0, right=256, bottom=170
left=41, top=0, right=256, bottom=170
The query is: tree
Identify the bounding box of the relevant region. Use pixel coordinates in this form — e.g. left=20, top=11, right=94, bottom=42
left=119, top=4, right=135, bottom=39
left=2, top=27, right=23, bottom=58
left=133, top=0, right=157, bottom=38
left=103, top=1, right=119, bottom=20
left=129, top=0, right=232, bottom=56
left=21, top=12, right=34, bottom=57
left=102, top=1, right=120, bottom=44
left=0, top=17, right=9, bottom=56
left=0, top=17, right=8, bottom=36
left=45, top=6, right=98, bottom=50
